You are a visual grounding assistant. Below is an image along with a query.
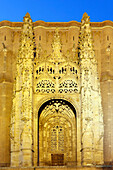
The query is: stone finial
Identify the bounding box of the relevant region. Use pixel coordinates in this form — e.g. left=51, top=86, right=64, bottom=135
left=78, top=12, right=95, bottom=59
left=19, top=12, right=34, bottom=58
left=23, top=12, right=32, bottom=22
left=81, top=12, right=90, bottom=24
left=25, top=12, right=31, bottom=18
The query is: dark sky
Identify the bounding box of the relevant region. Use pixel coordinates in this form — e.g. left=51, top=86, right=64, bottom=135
left=1, top=0, right=113, bottom=22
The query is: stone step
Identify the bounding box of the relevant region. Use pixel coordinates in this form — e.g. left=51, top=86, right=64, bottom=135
left=0, top=166, right=113, bottom=170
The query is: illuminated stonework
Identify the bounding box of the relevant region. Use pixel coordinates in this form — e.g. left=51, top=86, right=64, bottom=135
left=1, top=12, right=113, bottom=169
left=39, top=99, right=77, bottom=166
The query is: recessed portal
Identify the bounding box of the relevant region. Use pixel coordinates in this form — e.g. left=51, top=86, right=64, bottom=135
left=38, top=99, right=77, bottom=166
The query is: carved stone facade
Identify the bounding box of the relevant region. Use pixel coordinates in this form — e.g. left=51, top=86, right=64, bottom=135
left=0, top=12, right=113, bottom=169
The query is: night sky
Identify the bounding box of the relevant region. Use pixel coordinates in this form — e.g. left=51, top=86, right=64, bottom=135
left=1, top=0, right=113, bottom=22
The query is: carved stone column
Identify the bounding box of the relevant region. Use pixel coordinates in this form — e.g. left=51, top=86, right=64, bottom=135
left=11, top=13, right=34, bottom=167
left=79, top=12, right=104, bottom=166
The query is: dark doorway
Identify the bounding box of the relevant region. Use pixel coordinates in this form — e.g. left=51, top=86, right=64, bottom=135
left=51, top=154, right=64, bottom=166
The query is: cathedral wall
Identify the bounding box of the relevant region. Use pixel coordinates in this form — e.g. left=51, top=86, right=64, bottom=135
left=100, top=27, right=113, bottom=164
left=92, top=28, right=102, bottom=77
left=101, top=27, right=113, bottom=77
left=0, top=27, right=21, bottom=166
left=0, top=19, right=113, bottom=167
left=0, top=27, right=13, bottom=166
left=0, top=82, right=12, bottom=166
left=34, top=26, right=80, bottom=56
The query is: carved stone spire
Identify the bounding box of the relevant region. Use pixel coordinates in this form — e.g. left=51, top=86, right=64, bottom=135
left=11, top=13, right=34, bottom=167
left=79, top=12, right=94, bottom=59
left=81, top=12, right=90, bottom=24
left=19, top=13, right=34, bottom=59
left=79, top=13, right=104, bottom=166
left=23, top=12, right=31, bottom=20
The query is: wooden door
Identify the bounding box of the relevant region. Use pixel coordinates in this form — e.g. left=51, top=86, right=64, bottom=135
left=51, top=154, right=64, bottom=166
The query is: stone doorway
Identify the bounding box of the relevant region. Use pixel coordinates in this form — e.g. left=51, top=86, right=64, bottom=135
left=38, top=99, right=77, bottom=166
left=51, top=154, right=64, bottom=166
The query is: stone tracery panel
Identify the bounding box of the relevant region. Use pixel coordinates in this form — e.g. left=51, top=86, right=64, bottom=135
left=36, top=80, right=55, bottom=93
left=51, top=125, right=64, bottom=152
left=33, top=27, right=80, bottom=96
left=59, top=80, right=78, bottom=93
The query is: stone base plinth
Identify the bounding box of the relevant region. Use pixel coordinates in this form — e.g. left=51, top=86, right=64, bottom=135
left=0, top=166, right=113, bottom=170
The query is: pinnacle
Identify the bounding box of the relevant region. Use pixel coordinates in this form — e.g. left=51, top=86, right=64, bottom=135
left=81, top=12, right=90, bottom=23
left=23, top=12, right=32, bottom=22
left=83, top=12, right=88, bottom=18
left=25, top=12, right=31, bottom=18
